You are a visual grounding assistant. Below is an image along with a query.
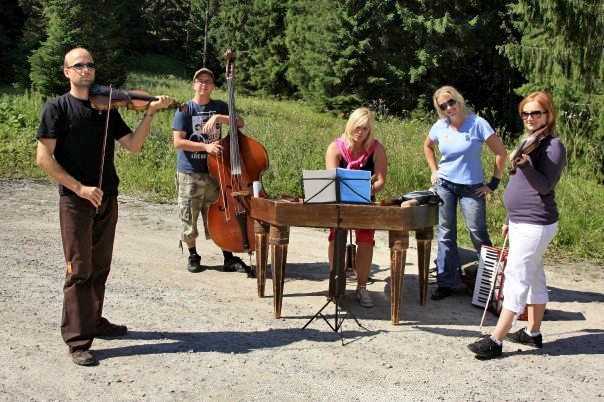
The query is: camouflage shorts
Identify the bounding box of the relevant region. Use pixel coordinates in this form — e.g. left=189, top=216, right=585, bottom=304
left=175, top=172, right=220, bottom=243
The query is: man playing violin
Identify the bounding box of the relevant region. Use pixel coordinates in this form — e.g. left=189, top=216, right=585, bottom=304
left=36, top=47, right=173, bottom=366
left=172, top=67, right=251, bottom=275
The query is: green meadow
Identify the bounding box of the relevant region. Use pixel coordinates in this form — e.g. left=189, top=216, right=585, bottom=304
left=1, top=56, right=602, bottom=265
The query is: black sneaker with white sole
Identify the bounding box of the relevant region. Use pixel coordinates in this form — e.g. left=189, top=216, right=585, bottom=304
left=467, top=335, right=502, bottom=359
left=506, top=327, right=543, bottom=348
left=224, top=256, right=256, bottom=278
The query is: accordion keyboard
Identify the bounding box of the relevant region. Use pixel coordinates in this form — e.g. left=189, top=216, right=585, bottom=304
left=471, top=246, right=507, bottom=308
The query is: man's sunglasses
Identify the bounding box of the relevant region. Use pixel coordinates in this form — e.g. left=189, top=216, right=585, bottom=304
left=438, top=98, right=457, bottom=111
left=67, top=63, right=96, bottom=71
left=521, top=111, right=547, bottom=120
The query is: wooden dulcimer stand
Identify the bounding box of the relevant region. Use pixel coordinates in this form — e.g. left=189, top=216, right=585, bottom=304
left=250, top=198, right=438, bottom=326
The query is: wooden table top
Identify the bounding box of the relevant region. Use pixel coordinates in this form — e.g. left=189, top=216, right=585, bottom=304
left=250, top=198, right=438, bottom=231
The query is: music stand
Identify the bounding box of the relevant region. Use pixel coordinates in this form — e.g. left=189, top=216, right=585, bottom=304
left=302, top=211, right=367, bottom=343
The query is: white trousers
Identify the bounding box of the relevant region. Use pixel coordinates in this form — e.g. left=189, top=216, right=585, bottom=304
left=502, top=220, right=559, bottom=313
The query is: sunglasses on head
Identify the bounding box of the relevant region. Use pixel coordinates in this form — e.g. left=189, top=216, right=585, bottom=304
left=438, top=98, right=457, bottom=111
left=521, top=110, right=547, bottom=120
left=67, top=62, right=95, bottom=71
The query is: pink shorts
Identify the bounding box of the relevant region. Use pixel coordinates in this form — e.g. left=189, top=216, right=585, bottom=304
left=328, top=228, right=375, bottom=245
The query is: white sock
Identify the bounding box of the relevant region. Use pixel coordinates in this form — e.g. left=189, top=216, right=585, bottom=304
left=525, top=329, right=541, bottom=337
left=490, top=336, right=502, bottom=346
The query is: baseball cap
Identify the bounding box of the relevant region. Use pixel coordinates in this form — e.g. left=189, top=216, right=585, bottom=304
left=193, top=68, right=214, bottom=82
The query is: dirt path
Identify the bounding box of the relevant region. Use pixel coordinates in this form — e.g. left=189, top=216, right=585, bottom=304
left=1, top=178, right=602, bottom=401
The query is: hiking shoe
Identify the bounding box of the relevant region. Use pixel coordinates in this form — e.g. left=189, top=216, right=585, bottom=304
left=96, top=317, right=128, bottom=338
left=187, top=254, right=203, bottom=273
left=69, top=349, right=96, bottom=366
left=430, top=287, right=452, bottom=301
left=467, top=335, right=502, bottom=359
left=506, top=327, right=543, bottom=348
left=224, top=256, right=255, bottom=278
left=355, top=288, right=374, bottom=308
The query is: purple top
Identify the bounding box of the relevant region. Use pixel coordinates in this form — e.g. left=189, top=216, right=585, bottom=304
left=504, top=136, right=566, bottom=225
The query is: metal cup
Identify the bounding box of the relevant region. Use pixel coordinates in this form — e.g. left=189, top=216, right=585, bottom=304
left=252, top=181, right=263, bottom=197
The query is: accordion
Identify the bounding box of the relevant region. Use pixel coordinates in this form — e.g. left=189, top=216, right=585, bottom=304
left=471, top=245, right=507, bottom=314
left=471, top=245, right=528, bottom=320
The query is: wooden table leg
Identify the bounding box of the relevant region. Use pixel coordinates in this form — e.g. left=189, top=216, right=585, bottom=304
left=270, top=224, right=290, bottom=319
left=389, top=230, right=409, bottom=325
left=415, top=227, right=434, bottom=306
left=254, top=220, right=269, bottom=298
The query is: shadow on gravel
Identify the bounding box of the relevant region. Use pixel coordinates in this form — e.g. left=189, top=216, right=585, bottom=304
left=260, top=262, right=390, bottom=283
left=410, top=327, right=604, bottom=355
left=520, top=329, right=604, bottom=356
left=93, top=327, right=382, bottom=362
left=547, top=286, right=604, bottom=303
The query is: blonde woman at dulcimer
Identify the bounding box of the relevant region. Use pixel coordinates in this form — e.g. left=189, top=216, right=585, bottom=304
left=325, top=107, right=387, bottom=307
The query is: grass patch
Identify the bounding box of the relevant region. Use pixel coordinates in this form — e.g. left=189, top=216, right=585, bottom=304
left=1, top=56, right=602, bottom=266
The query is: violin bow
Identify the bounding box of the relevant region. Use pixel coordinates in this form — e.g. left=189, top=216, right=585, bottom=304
left=97, top=84, right=113, bottom=211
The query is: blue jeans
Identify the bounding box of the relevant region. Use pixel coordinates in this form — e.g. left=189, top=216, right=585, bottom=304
left=435, top=178, right=492, bottom=287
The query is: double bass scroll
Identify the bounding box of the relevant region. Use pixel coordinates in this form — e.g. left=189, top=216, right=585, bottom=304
left=206, top=49, right=269, bottom=253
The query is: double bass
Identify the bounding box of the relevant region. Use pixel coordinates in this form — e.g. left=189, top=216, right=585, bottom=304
left=207, top=49, right=269, bottom=253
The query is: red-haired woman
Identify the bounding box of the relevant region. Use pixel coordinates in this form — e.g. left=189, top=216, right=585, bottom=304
left=468, top=91, right=566, bottom=359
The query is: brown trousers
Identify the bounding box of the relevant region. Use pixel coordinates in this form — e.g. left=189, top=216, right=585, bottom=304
left=59, top=195, right=118, bottom=351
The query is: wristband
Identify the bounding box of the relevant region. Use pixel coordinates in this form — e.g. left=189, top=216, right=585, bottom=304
left=486, top=176, right=500, bottom=191
left=144, top=112, right=154, bottom=119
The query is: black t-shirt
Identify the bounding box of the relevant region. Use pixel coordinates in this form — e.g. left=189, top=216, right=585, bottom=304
left=37, top=93, right=131, bottom=196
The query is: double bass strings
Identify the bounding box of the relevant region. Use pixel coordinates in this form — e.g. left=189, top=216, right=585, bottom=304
left=227, top=72, right=242, bottom=176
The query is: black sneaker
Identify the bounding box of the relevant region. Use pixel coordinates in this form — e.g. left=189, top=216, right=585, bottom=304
left=69, top=349, right=96, bottom=366
left=223, top=256, right=255, bottom=278
left=506, top=327, right=543, bottom=348
left=467, top=335, right=502, bottom=359
left=187, top=254, right=203, bottom=273
left=430, top=286, right=452, bottom=300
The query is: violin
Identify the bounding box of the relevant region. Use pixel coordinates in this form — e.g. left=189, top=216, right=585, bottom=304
left=89, top=84, right=188, bottom=112
left=508, top=125, right=550, bottom=175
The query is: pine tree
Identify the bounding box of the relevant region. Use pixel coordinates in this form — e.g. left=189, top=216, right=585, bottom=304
left=499, top=0, right=604, bottom=179
left=183, top=0, right=220, bottom=75
left=15, top=0, right=47, bottom=87
left=140, top=0, right=190, bottom=55
left=394, top=1, right=523, bottom=128
left=286, top=0, right=416, bottom=113
left=285, top=0, right=521, bottom=123
left=0, top=1, right=27, bottom=85
left=207, top=0, right=292, bottom=96
left=29, top=0, right=129, bottom=96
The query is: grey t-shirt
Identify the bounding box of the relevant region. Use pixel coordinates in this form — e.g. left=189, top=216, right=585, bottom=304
left=504, top=136, right=566, bottom=225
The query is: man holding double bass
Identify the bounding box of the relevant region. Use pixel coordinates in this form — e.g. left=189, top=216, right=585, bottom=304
left=172, top=67, right=252, bottom=275
left=36, top=47, right=173, bottom=366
